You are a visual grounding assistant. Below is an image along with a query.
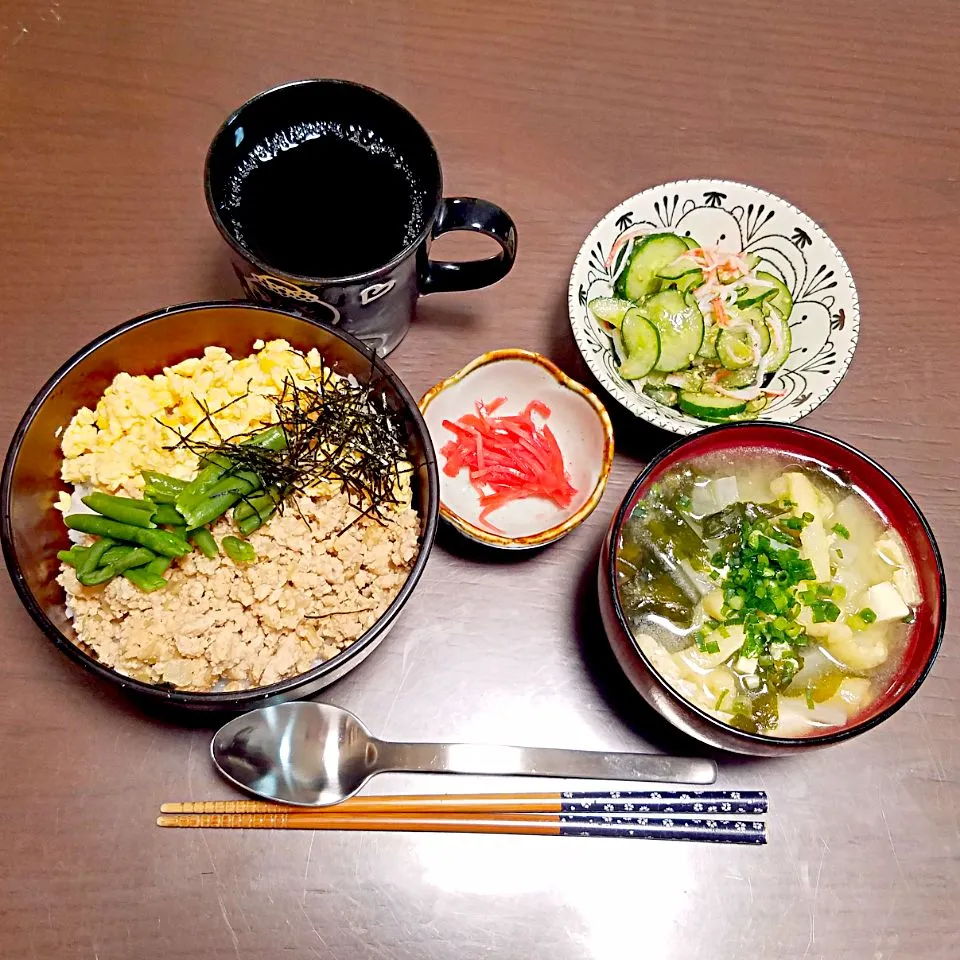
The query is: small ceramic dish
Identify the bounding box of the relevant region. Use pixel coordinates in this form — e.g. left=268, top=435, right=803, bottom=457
left=419, top=349, right=614, bottom=549
left=568, top=179, right=860, bottom=435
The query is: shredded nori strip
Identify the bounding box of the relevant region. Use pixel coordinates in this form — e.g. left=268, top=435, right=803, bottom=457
left=158, top=356, right=411, bottom=529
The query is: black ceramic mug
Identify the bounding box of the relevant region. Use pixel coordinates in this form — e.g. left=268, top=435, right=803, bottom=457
left=205, top=79, right=517, bottom=355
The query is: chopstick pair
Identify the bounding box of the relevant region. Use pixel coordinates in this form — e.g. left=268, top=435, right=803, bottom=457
left=158, top=790, right=768, bottom=845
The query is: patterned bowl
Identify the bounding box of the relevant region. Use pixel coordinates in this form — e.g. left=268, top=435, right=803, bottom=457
left=568, top=179, right=860, bottom=435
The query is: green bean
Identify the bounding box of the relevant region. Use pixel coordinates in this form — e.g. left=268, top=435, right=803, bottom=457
left=175, top=453, right=234, bottom=508
left=180, top=493, right=244, bottom=530
left=142, top=471, right=187, bottom=504
left=78, top=546, right=156, bottom=586
left=234, top=488, right=282, bottom=524
left=237, top=505, right=276, bottom=536
left=77, top=565, right=119, bottom=586
left=145, top=556, right=172, bottom=575
left=107, top=546, right=155, bottom=572
left=77, top=536, right=117, bottom=578
left=246, top=425, right=286, bottom=452
left=122, top=567, right=168, bottom=592
left=57, top=546, right=89, bottom=568
left=123, top=555, right=172, bottom=592
left=100, top=545, right=133, bottom=566
left=89, top=492, right=155, bottom=513
left=222, top=536, right=256, bottom=564
left=65, top=514, right=192, bottom=558
left=178, top=471, right=261, bottom=529
left=82, top=492, right=157, bottom=528
left=173, top=427, right=285, bottom=513
left=151, top=503, right=186, bottom=526
left=189, top=528, right=220, bottom=559
left=205, top=471, right=261, bottom=500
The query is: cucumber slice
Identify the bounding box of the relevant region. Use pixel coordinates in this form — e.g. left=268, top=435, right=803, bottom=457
left=721, top=366, right=760, bottom=389
left=756, top=270, right=793, bottom=320
left=644, top=288, right=704, bottom=373
left=643, top=383, right=680, bottom=406
left=669, top=369, right=705, bottom=393
left=618, top=308, right=660, bottom=379
left=728, top=305, right=770, bottom=354
left=697, top=324, right=720, bottom=359
left=656, top=256, right=701, bottom=281
left=676, top=270, right=704, bottom=294
left=763, top=308, right=792, bottom=372
left=745, top=253, right=762, bottom=271
left=614, top=233, right=690, bottom=302
left=717, top=327, right=757, bottom=370
left=752, top=313, right=771, bottom=355
left=678, top=392, right=748, bottom=420
left=735, top=282, right=777, bottom=308
left=588, top=297, right=634, bottom=329
left=681, top=235, right=700, bottom=250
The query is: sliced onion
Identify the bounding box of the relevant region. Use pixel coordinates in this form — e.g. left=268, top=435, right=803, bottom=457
left=716, top=384, right=763, bottom=401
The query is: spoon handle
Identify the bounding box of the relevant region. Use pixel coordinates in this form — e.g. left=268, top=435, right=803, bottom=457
left=373, top=741, right=717, bottom=785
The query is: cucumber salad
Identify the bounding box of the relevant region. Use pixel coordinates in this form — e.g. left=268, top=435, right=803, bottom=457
left=589, top=232, right=793, bottom=422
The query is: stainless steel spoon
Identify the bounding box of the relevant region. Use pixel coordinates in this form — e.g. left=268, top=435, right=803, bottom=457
left=211, top=702, right=718, bottom=806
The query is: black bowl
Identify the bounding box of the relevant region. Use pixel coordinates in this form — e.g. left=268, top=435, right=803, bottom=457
left=1, top=301, right=439, bottom=711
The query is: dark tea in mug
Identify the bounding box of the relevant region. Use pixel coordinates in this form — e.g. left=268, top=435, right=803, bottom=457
left=206, top=80, right=518, bottom=355
left=224, top=123, right=426, bottom=279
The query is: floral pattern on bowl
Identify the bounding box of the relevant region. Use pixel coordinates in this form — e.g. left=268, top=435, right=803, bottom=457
left=568, top=179, right=860, bottom=435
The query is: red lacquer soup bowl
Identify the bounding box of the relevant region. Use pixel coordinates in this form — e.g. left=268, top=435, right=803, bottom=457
left=598, top=423, right=946, bottom=756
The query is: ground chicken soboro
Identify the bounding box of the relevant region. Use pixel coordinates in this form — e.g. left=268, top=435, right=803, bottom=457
left=55, top=339, right=421, bottom=691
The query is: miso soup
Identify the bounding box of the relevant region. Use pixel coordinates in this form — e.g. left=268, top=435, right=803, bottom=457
left=616, top=450, right=920, bottom=737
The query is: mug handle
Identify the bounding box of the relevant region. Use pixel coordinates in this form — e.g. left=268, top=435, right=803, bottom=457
left=420, top=197, right=518, bottom=294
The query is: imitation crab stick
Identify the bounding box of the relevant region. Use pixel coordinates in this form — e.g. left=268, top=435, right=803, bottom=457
left=440, top=398, right=578, bottom=533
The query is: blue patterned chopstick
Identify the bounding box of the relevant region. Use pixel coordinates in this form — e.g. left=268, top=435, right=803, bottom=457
left=560, top=790, right=768, bottom=815
left=558, top=814, right=767, bottom=844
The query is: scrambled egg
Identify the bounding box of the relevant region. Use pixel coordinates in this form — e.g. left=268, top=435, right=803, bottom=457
left=60, top=339, right=328, bottom=495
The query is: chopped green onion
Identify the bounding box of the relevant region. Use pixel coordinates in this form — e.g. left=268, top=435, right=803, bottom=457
left=811, top=600, right=841, bottom=623
left=704, top=640, right=721, bottom=654
left=859, top=607, right=877, bottom=624
left=715, top=689, right=729, bottom=711
left=805, top=686, right=816, bottom=710
left=801, top=512, right=815, bottom=524
left=832, top=523, right=850, bottom=539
